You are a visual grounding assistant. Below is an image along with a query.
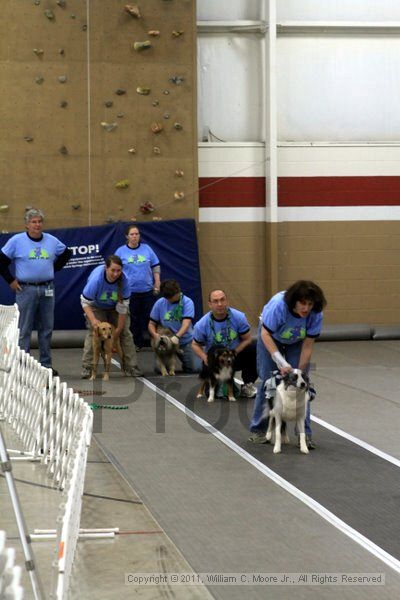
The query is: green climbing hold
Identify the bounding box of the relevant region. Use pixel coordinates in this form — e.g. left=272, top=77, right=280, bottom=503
left=115, top=179, right=130, bottom=189
left=133, top=41, right=152, bottom=52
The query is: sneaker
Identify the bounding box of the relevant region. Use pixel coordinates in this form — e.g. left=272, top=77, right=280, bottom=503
left=124, top=366, right=143, bottom=377
left=241, top=383, right=257, bottom=398
left=81, top=367, right=91, bottom=379
left=248, top=431, right=268, bottom=444
left=297, top=435, right=316, bottom=450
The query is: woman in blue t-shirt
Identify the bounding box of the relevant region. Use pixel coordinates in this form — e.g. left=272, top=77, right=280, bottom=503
left=115, top=225, right=161, bottom=350
left=249, top=280, right=327, bottom=449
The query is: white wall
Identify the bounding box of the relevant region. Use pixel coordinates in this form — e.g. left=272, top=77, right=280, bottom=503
left=197, top=1, right=400, bottom=143
left=277, top=0, right=400, bottom=22
left=197, top=35, right=263, bottom=142
left=197, top=0, right=263, bottom=21
left=277, top=36, right=400, bottom=142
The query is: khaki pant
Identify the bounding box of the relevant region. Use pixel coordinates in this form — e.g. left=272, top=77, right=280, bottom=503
left=82, top=308, right=138, bottom=371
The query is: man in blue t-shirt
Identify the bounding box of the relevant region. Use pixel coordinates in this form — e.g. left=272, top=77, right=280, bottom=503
left=0, top=208, right=71, bottom=374
left=148, top=279, right=201, bottom=373
left=192, top=289, right=257, bottom=398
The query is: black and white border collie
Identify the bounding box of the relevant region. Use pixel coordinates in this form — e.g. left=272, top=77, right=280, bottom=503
left=265, top=369, right=310, bottom=454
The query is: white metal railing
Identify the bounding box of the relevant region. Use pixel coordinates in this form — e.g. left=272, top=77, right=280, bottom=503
left=0, top=530, right=24, bottom=600
left=0, top=305, right=93, bottom=600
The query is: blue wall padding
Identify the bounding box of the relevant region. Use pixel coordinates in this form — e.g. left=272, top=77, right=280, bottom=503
left=0, top=219, right=203, bottom=330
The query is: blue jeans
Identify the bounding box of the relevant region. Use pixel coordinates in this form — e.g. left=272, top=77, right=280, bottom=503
left=180, top=342, right=202, bottom=373
left=130, top=290, right=156, bottom=347
left=16, top=283, right=55, bottom=368
left=249, top=332, right=312, bottom=435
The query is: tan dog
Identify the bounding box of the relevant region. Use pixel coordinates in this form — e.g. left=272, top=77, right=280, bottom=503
left=151, top=326, right=181, bottom=376
left=91, top=322, right=124, bottom=381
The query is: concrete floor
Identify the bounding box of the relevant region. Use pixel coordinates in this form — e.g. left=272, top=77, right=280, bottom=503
left=1, top=340, right=400, bottom=599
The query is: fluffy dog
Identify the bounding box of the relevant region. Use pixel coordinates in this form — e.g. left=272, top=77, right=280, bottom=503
left=151, top=326, right=181, bottom=376
left=91, top=322, right=123, bottom=381
left=265, top=369, right=310, bottom=454
left=197, top=346, right=236, bottom=403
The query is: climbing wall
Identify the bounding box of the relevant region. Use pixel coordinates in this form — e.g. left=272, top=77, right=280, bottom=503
left=0, top=0, right=197, bottom=231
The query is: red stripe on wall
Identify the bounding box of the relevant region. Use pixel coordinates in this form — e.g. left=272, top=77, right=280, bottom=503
left=279, top=176, right=400, bottom=206
left=198, top=176, right=400, bottom=208
left=199, top=177, right=265, bottom=207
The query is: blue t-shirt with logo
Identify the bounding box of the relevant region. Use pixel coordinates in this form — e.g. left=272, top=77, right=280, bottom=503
left=115, top=243, right=160, bottom=293
left=82, top=265, right=130, bottom=309
left=193, top=308, right=250, bottom=351
left=1, top=232, right=66, bottom=282
left=150, top=294, right=194, bottom=345
left=261, top=291, right=323, bottom=345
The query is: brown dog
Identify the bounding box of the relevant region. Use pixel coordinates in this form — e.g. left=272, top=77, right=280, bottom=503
left=91, top=322, right=124, bottom=381
left=151, top=326, right=181, bottom=376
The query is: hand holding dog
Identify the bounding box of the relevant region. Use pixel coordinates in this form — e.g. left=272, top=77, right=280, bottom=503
left=171, top=335, right=180, bottom=346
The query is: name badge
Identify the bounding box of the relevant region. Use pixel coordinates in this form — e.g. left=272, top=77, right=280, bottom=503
left=44, top=287, right=54, bottom=297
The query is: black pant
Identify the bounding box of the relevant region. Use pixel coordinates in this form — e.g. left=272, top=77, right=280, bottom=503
left=233, top=340, right=257, bottom=384
left=129, top=290, right=156, bottom=347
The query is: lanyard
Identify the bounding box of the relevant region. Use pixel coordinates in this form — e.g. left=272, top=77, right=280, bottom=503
left=209, top=310, right=237, bottom=347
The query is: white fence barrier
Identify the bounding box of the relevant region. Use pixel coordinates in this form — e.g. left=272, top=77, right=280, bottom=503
left=0, top=531, right=24, bottom=600
left=0, top=305, right=93, bottom=600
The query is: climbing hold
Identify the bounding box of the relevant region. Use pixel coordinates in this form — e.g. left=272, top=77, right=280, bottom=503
left=151, top=122, right=163, bottom=134
left=117, top=113, right=124, bottom=118
left=115, top=88, right=127, bottom=95
left=128, top=147, right=136, bottom=154
left=140, top=201, right=155, bottom=214
left=82, top=24, right=88, bottom=31
left=153, top=146, right=161, bottom=155
left=35, top=76, right=44, bottom=85
left=163, top=113, right=170, bottom=119
left=70, top=14, right=76, bottom=19
left=60, top=100, right=68, bottom=108
left=163, top=90, right=170, bottom=95
left=175, top=169, right=184, bottom=177
left=44, top=9, right=55, bottom=19
left=58, top=75, right=67, bottom=83
left=101, top=122, right=118, bottom=132
left=105, top=216, right=116, bottom=223
left=174, top=122, right=183, bottom=130
left=148, top=30, right=160, bottom=37
left=115, top=179, right=130, bottom=189
left=56, top=0, right=66, bottom=7
left=24, top=136, right=34, bottom=142
left=172, top=30, right=184, bottom=37
left=59, top=48, right=65, bottom=55
left=71, top=204, right=81, bottom=210
left=170, top=76, right=184, bottom=85
left=0, top=205, right=9, bottom=213
left=133, top=41, right=152, bottom=51
left=124, top=4, right=141, bottom=18
left=34, top=0, right=41, bottom=5
left=104, top=100, right=113, bottom=107
left=152, top=100, right=159, bottom=107
left=152, top=217, right=162, bottom=221
left=174, top=191, right=185, bottom=200
left=136, top=86, right=150, bottom=95
left=33, top=48, right=44, bottom=56
left=59, top=145, right=68, bottom=155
